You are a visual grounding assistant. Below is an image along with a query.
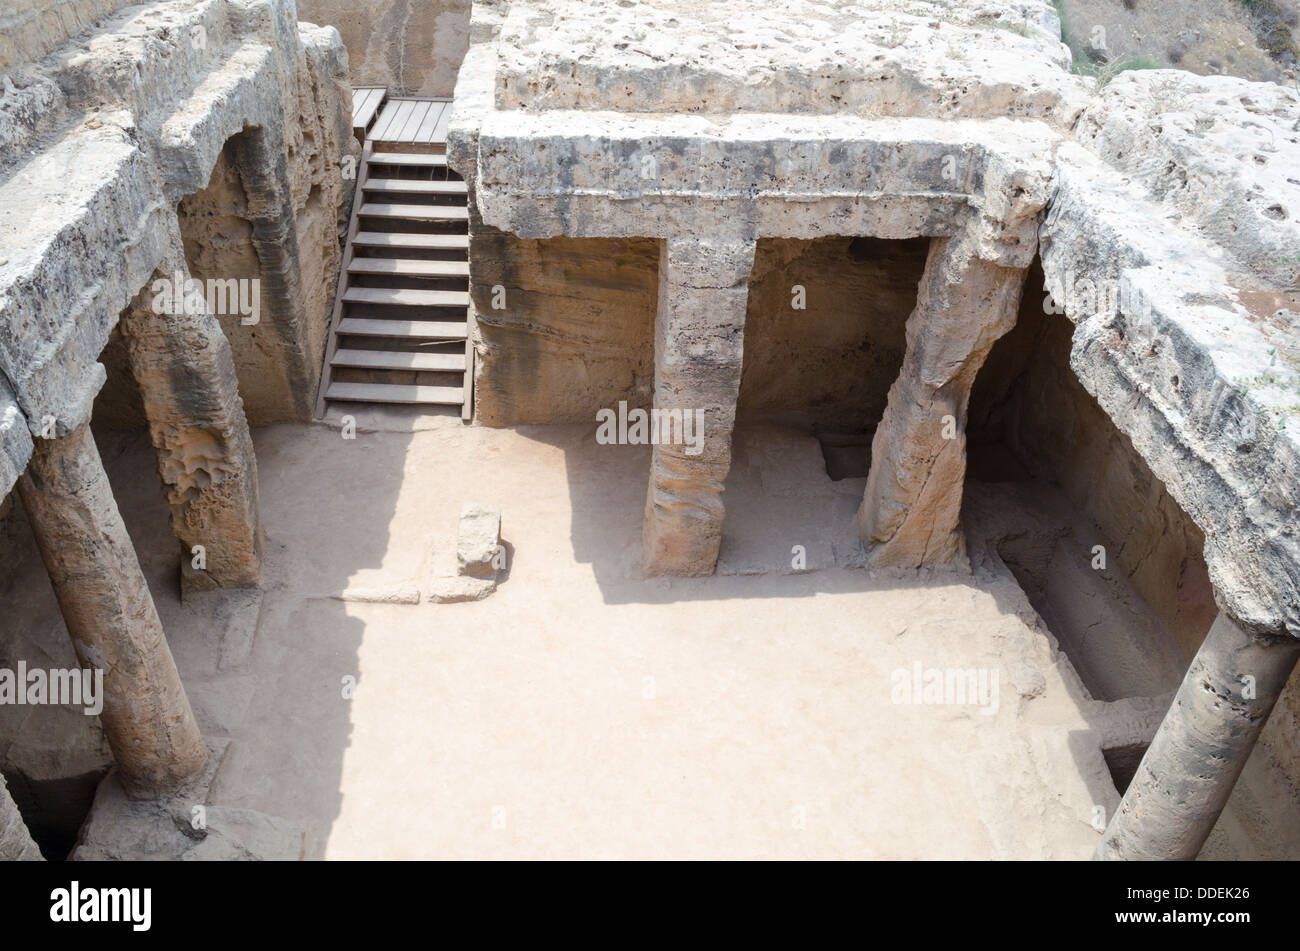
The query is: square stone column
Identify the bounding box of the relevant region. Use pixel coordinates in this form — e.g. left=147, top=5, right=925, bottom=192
left=226, top=126, right=321, bottom=423
left=643, top=236, right=756, bottom=577
left=120, top=230, right=262, bottom=591
left=17, top=422, right=208, bottom=799
left=857, top=235, right=1027, bottom=569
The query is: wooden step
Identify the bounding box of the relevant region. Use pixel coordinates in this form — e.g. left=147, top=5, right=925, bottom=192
left=348, top=258, right=469, bottom=278
left=337, top=318, right=467, bottom=340
left=343, top=287, right=469, bottom=308
left=352, top=87, right=387, bottom=140
left=364, top=179, right=467, bottom=195
left=332, top=348, right=466, bottom=372
left=326, top=381, right=464, bottom=405
left=370, top=151, right=448, bottom=167
left=353, top=232, right=469, bottom=251
left=359, top=203, right=469, bottom=222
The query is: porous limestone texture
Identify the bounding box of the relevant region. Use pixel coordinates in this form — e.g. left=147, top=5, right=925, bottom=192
left=296, top=0, right=471, bottom=96
left=0, top=379, right=33, bottom=501
left=492, top=0, right=1086, bottom=123
left=0, top=0, right=132, bottom=71
left=1057, top=0, right=1294, bottom=82
left=0, top=770, right=42, bottom=860
left=0, top=0, right=353, bottom=445
left=119, top=234, right=262, bottom=591
left=457, top=502, right=502, bottom=579
left=1037, top=68, right=1300, bottom=833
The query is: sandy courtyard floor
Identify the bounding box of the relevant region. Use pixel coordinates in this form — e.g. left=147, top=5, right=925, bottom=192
left=9, top=417, right=1294, bottom=859
left=213, top=418, right=1110, bottom=859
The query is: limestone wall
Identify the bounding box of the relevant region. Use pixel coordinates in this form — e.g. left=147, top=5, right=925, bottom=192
left=178, top=139, right=297, bottom=427
left=0, top=0, right=133, bottom=72
left=971, top=281, right=1221, bottom=662
left=297, top=0, right=470, bottom=96
left=87, top=327, right=146, bottom=431
left=1266, top=664, right=1300, bottom=814
left=0, top=769, right=42, bottom=859
left=963, top=265, right=1300, bottom=824
left=176, top=38, right=352, bottom=433
left=737, top=237, right=928, bottom=434
left=470, top=232, right=934, bottom=434
left=470, top=231, right=659, bottom=426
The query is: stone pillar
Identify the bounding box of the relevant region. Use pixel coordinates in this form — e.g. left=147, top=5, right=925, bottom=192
left=1096, top=612, right=1300, bottom=860
left=17, top=422, right=208, bottom=800
left=228, top=127, right=319, bottom=422
left=643, top=236, right=756, bottom=576
left=120, top=236, right=262, bottom=592
left=857, top=235, right=1026, bottom=569
left=0, top=771, right=42, bottom=860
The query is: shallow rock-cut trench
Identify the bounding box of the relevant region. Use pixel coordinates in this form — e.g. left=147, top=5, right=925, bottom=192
left=711, top=246, right=1300, bottom=856
left=992, top=517, right=1184, bottom=703
left=962, top=261, right=1300, bottom=856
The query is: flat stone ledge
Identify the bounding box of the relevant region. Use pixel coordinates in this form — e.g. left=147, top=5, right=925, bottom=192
left=427, top=576, right=497, bottom=603
left=0, top=123, right=165, bottom=434
left=491, top=0, right=1084, bottom=125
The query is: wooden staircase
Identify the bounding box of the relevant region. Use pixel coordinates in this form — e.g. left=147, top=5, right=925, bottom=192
left=318, top=95, right=472, bottom=420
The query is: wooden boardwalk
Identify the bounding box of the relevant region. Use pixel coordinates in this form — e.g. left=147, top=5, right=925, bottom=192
left=351, top=86, right=387, bottom=142
left=368, top=97, right=454, bottom=146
